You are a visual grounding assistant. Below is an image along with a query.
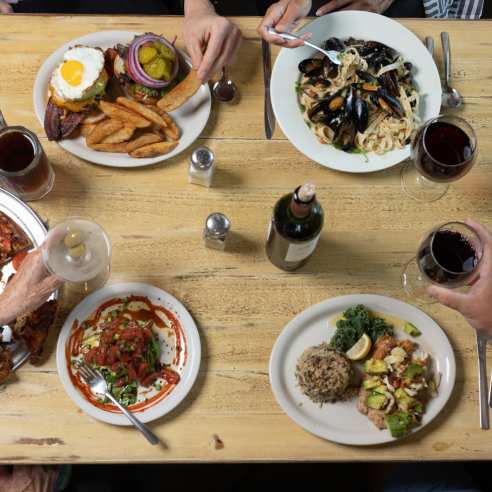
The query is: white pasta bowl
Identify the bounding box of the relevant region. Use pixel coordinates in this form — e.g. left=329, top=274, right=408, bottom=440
left=271, top=11, right=442, bottom=173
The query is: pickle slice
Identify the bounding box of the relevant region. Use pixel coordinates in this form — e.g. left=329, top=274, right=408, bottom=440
left=143, top=57, right=166, bottom=80
left=154, top=41, right=176, bottom=62
left=138, top=46, right=158, bottom=65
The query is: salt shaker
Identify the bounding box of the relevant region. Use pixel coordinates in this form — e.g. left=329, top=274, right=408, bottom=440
left=203, top=213, right=230, bottom=250
left=189, top=147, right=215, bottom=187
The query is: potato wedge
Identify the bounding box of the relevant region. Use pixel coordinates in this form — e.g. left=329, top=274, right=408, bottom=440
left=116, top=97, right=168, bottom=128
left=154, top=109, right=180, bottom=141
left=129, top=140, right=179, bottom=158
left=87, top=142, right=128, bottom=153
left=80, top=124, right=96, bottom=137
left=101, top=126, right=136, bottom=144
left=157, top=69, right=202, bottom=112
left=82, top=109, right=106, bottom=125
left=99, top=101, right=151, bottom=128
left=125, top=133, right=163, bottom=152
left=86, top=119, right=123, bottom=145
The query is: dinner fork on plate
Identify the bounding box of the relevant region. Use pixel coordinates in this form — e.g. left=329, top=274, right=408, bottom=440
left=78, top=362, right=160, bottom=445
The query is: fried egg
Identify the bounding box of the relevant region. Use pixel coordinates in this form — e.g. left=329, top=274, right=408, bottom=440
left=51, top=46, right=105, bottom=102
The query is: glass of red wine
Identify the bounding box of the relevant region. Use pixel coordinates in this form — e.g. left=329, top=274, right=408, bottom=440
left=402, top=221, right=483, bottom=303
left=401, top=115, right=477, bottom=202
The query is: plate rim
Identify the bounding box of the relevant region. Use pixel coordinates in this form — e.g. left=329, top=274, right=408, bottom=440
left=270, top=11, right=442, bottom=173
left=33, top=30, right=211, bottom=168
left=56, top=281, right=201, bottom=426
left=269, top=293, right=456, bottom=446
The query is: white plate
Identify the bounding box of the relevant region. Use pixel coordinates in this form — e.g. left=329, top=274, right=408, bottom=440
left=0, top=189, right=58, bottom=370
left=269, top=294, right=455, bottom=445
left=33, top=30, right=211, bottom=168
left=56, top=282, right=201, bottom=425
left=271, top=11, right=442, bottom=173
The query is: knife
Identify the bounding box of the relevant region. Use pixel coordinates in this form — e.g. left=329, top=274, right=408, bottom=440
left=262, top=39, right=275, bottom=140
left=477, top=332, right=489, bottom=429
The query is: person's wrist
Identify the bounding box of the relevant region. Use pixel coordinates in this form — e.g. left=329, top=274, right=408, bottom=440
left=184, top=0, right=215, bottom=17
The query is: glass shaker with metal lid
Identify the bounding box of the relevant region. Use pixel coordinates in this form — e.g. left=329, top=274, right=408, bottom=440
left=203, top=213, right=230, bottom=250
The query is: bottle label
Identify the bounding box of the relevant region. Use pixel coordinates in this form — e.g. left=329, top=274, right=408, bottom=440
left=284, top=235, right=320, bottom=262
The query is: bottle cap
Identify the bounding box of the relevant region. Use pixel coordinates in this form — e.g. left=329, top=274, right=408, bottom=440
left=191, top=147, right=215, bottom=170
left=297, top=183, right=316, bottom=203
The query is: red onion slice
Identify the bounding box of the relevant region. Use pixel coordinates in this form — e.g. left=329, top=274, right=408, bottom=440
left=127, top=34, right=179, bottom=89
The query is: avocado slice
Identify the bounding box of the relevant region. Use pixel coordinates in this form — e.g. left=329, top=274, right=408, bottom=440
left=362, top=378, right=380, bottom=390
left=404, top=322, right=421, bottom=337
left=364, top=358, right=388, bottom=375
left=403, top=363, right=425, bottom=379
left=367, top=393, right=387, bottom=410
left=395, top=388, right=416, bottom=412
left=385, top=412, right=412, bottom=438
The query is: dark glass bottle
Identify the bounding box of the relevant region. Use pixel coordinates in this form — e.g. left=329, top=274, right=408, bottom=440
left=266, top=184, right=324, bottom=271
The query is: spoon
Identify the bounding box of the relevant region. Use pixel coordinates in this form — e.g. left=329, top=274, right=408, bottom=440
left=267, top=27, right=341, bottom=66
left=440, top=32, right=463, bottom=109
left=212, top=68, right=238, bottom=103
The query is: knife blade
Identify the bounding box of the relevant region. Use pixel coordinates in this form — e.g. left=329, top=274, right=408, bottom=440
left=477, top=332, right=489, bottom=429
left=262, top=39, right=275, bottom=140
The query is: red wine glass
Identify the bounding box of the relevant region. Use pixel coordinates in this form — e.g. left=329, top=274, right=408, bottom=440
left=401, top=115, right=477, bottom=202
left=402, top=221, right=483, bottom=303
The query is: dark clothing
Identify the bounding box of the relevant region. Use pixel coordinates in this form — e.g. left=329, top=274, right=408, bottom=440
left=13, top=0, right=425, bottom=17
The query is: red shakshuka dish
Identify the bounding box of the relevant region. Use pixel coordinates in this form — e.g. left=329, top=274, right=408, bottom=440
left=67, top=295, right=186, bottom=413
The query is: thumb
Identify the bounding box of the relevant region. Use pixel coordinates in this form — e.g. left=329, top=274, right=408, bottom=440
left=427, top=285, right=468, bottom=312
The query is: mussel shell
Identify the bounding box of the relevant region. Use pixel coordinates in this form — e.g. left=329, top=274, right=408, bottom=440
left=378, top=71, right=400, bottom=98
left=323, top=57, right=339, bottom=79
left=299, top=58, right=323, bottom=77
left=334, top=121, right=357, bottom=151
left=353, top=97, right=369, bottom=133
left=323, top=37, right=345, bottom=52
left=344, top=86, right=355, bottom=119
left=377, top=90, right=405, bottom=119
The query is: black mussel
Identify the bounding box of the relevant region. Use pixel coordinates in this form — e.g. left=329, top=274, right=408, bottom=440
left=299, top=58, right=323, bottom=77
left=344, top=85, right=355, bottom=119
left=345, top=37, right=364, bottom=48
left=323, top=57, right=339, bottom=79
left=376, top=90, right=405, bottom=119
left=378, top=71, right=400, bottom=98
left=353, top=94, right=369, bottom=133
left=308, top=101, right=328, bottom=122
left=334, top=121, right=357, bottom=151
left=323, top=109, right=346, bottom=135
left=323, top=37, right=345, bottom=52
left=404, top=62, right=413, bottom=71
left=357, top=71, right=380, bottom=92
left=358, top=41, right=396, bottom=58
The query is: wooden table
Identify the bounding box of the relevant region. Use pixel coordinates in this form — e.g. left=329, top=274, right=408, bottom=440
left=0, top=15, right=491, bottom=464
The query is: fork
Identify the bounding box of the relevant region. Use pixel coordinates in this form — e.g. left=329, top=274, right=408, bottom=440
left=476, top=332, right=489, bottom=429
left=78, top=362, right=160, bottom=445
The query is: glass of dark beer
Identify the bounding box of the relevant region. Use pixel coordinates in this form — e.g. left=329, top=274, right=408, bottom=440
left=0, top=125, right=55, bottom=201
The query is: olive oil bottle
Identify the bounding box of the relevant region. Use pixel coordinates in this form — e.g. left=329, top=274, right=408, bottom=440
left=266, top=183, right=324, bottom=271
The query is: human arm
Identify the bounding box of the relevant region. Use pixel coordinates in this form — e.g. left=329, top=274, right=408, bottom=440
left=0, top=249, right=62, bottom=326
left=257, top=0, right=312, bottom=47
left=182, top=0, right=242, bottom=82
left=315, top=0, right=395, bottom=16
left=0, top=1, right=13, bottom=14
left=428, top=219, right=492, bottom=336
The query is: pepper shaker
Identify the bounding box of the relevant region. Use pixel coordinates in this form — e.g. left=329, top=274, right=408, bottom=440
left=203, top=213, right=230, bottom=250
left=189, top=147, right=215, bottom=187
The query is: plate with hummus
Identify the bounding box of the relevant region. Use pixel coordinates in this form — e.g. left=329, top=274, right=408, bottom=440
left=269, top=294, right=455, bottom=445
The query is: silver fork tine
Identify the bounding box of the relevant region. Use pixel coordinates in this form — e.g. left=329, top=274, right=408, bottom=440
left=78, top=364, right=93, bottom=382
left=84, top=363, right=99, bottom=379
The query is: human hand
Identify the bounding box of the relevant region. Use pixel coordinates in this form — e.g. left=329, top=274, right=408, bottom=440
left=0, top=465, right=59, bottom=492
left=428, top=219, right=492, bottom=336
left=315, top=0, right=395, bottom=15
left=0, top=249, right=62, bottom=325
left=0, top=1, right=13, bottom=14
left=183, top=0, right=242, bottom=82
left=258, top=0, right=312, bottom=47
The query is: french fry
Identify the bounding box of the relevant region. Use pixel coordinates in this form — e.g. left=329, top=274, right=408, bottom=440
left=116, top=97, right=168, bottom=128
left=80, top=124, right=96, bottom=137
left=86, top=119, right=123, bottom=145
left=87, top=142, right=129, bottom=153
left=154, top=109, right=180, bottom=141
left=125, top=133, right=163, bottom=153
left=157, top=69, right=202, bottom=112
left=101, top=126, right=136, bottom=144
left=129, top=140, right=179, bottom=158
left=82, top=109, right=106, bottom=125
left=99, top=101, right=151, bottom=128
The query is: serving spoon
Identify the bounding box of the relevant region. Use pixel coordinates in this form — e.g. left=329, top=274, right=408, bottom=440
left=267, top=27, right=341, bottom=66
left=440, top=32, right=463, bottom=109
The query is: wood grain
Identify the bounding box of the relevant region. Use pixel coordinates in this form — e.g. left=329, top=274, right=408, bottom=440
left=0, top=15, right=491, bottom=463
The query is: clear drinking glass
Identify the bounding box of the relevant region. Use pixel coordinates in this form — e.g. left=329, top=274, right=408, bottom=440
left=401, top=115, right=477, bottom=202
left=0, top=124, right=55, bottom=201
left=42, top=218, right=111, bottom=295
left=402, top=221, right=483, bottom=303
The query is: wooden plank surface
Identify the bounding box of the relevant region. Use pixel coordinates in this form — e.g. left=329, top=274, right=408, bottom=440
left=0, top=15, right=492, bottom=463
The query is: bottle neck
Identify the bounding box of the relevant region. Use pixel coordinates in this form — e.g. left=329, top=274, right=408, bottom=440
left=289, top=188, right=314, bottom=219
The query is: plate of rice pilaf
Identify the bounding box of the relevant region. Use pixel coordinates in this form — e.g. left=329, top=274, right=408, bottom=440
left=269, top=294, right=455, bottom=445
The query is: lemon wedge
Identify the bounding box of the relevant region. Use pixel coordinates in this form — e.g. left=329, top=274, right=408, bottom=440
left=346, top=333, right=372, bottom=361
